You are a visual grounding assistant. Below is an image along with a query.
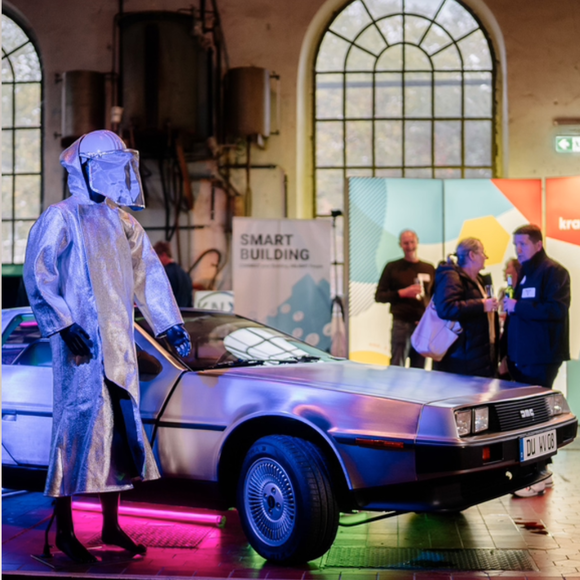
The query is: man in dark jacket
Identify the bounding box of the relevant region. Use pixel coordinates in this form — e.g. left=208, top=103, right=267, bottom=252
left=375, top=230, right=434, bottom=368
left=154, top=241, right=193, bottom=307
left=503, top=224, right=570, bottom=389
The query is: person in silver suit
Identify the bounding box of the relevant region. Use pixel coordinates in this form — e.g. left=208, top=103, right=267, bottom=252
left=24, top=130, right=191, bottom=564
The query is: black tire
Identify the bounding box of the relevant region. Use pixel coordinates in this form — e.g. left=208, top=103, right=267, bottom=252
left=236, top=435, right=339, bottom=564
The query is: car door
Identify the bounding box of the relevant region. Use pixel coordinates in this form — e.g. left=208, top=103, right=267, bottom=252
left=2, top=311, right=53, bottom=467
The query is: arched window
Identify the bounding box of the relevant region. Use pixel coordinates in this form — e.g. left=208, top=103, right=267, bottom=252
left=313, top=0, right=495, bottom=293
left=2, top=12, right=42, bottom=264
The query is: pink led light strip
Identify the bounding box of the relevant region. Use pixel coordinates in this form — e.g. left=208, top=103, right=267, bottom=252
left=72, top=501, right=225, bottom=527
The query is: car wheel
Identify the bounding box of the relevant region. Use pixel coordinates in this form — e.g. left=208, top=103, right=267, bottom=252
left=237, top=434, right=339, bottom=564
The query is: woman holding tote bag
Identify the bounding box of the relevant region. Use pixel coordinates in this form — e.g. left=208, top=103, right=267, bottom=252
left=433, top=238, right=499, bottom=378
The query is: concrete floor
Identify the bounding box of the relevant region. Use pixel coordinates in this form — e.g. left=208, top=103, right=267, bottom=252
left=3, top=439, right=580, bottom=580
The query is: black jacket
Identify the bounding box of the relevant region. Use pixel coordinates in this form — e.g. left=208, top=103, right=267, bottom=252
left=375, top=258, right=435, bottom=322
left=434, top=262, right=498, bottom=378
left=504, top=249, right=570, bottom=365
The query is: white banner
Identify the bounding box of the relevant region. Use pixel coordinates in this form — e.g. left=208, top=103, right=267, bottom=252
left=233, top=218, right=332, bottom=351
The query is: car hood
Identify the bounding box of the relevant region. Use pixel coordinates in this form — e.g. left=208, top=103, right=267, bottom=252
left=203, top=360, right=539, bottom=406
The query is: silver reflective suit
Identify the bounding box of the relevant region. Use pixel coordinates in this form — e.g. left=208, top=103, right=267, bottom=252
left=23, top=136, right=183, bottom=497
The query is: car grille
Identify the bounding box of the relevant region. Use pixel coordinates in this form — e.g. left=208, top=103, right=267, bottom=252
left=491, top=396, right=550, bottom=432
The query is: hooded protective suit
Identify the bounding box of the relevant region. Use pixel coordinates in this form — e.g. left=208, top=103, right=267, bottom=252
left=23, top=133, right=183, bottom=497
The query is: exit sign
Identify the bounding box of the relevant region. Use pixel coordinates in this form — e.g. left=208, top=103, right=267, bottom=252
left=555, top=136, right=580, bottom=152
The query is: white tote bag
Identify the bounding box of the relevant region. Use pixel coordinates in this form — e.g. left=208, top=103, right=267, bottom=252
left=411, top=298, right=462, bottom=362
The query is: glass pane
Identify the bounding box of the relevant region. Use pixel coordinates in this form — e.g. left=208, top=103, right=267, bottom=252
left=376, top=44, right=402, bottom=71
left=376, top=168, right=402, bottom=177
left=435, top=0, right=478, bottom=40
left=346, top=46, right=376, bottom=71
left=346, top=168, right=373, bottom=176
left=15, top=129, right=41, bottom=173
left=3, top=130, right=13, bottom=172
left=404, top=44, right=432, bottom=71
left=316, top=121, right=344, bottom=167
left=375, top=72, right=402, bottom=117
left=431, top=44, right=461, bottom=70
left=464, top=121, right=491, bottom=166
left=465, top=72, right=492, bottom=117
left=404, top=120, right=431, bottom=166
left=2, top=84, right=14, bottom=127
left=465, top=168, right=492, bottom=178
left=355, top=24, right=387, bottom=56
left=364, top=0, right=401, bottom=20
left=434, top=120, right=461, bottom=165
left=316, top=33, right=351, bottom=72
left=434, top=72, right=461, bottom=117
left=377, top=15, right=403, bottom=45
left=316, top=74, right=343, bottom=120
left=15, top=83, right=41, bottom=127
left=375, top=120, right=402, bottom=166
left=404, top=72, right=431, bottom=117
left=435, top=168, right=461, bottom=178
left=404, top=15, right=431, bottom=44
left=1, top=15, right=28, bottom=54
left=10, top=43, right=41, bottom=82
left=14, top=220, right=34, bottom=264
left=14, top=175, right=41, bottom=218
left=346, top=73, right=373, bottom=118
left=420, top=22, right=452, bottom=55
left=3, top=220, right=14, bottom=264
left=2, top=55, right=14, bottom=82
left=405, top=168, right=432, bottom=177
left=330, top=0, right=373, bottom=42
left=458, top=29, right=492, bottom=71
left=346, top=121, right=372, bottom=166
left=316, top=169, right=344, bottom=215
left=405, top=0, right=444, bottom=19
left=3, top=175, right=13, bottom=217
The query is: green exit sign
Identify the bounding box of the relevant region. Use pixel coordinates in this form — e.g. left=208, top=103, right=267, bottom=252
left=555, top=136, right=580, bottom=152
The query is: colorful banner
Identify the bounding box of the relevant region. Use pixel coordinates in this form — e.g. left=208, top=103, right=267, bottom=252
left=233, top=218, right=332, bottom=351
left=348, top=177, right=543, bottom=366
left=546, top=177, right=580, bottom=360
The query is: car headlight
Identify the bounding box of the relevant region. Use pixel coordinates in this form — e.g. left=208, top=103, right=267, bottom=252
left=455, top=409, right=472, bottom=437
left=455, top=406, right=489, bottom=436
left=547, top=393, right=565, bottom=416
left=473, top=406, right=489, bottom=433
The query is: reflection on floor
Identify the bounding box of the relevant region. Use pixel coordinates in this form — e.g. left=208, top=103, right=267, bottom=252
left=3, top=439, right=580, bottom=579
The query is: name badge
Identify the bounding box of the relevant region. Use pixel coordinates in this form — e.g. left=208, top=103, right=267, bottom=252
left=522, top=287, right=536, bottom=298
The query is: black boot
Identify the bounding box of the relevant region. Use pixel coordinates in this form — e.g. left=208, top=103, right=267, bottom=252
left=54, top=496, right=98, bottom=564
left=100, top=492, right=146, bottom=554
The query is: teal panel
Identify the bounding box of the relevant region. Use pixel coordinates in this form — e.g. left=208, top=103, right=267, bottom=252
left=443, top=179, right=513, bottom=242
left=566, top=360, right=580, bottom=419
left=349, top=178, right=388, bottom=284
left=383, top=179, right=444, bottom=245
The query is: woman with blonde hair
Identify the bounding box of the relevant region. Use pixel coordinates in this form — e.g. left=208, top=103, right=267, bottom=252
left=433, top=237, right=499, bottom=377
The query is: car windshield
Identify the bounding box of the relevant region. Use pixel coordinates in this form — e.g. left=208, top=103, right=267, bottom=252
left=135, top=310, right=335, bottom=371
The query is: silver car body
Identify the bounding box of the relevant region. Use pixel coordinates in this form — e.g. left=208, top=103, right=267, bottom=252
left=2, top=307, right=577, bottom=514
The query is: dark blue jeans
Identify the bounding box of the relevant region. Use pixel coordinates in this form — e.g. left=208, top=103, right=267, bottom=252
left=391, top=319, right=426, bottom=368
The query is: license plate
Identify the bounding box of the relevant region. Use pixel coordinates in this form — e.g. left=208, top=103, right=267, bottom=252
left=519, top=429, right=557, bottom=462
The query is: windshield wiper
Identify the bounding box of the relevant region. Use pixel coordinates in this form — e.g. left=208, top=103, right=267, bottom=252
left=209, top=359, right=266, bottom=370
left=274, top=355, right=322, bottom=364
